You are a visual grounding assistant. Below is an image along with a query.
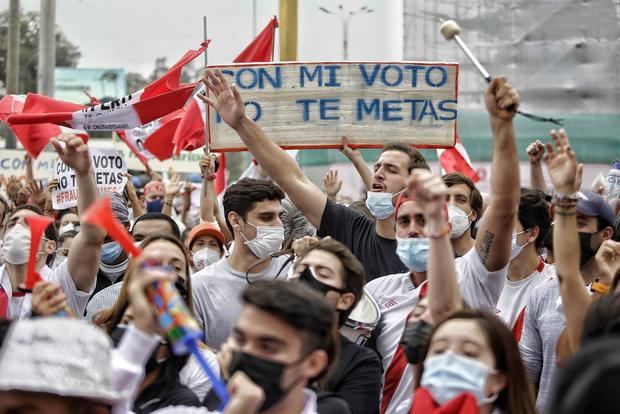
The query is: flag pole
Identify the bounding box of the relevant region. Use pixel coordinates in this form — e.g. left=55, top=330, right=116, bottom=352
left=203, top=15, right=211, bottom=156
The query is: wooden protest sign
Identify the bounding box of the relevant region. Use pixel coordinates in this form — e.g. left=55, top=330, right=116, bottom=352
left=206, top=61, right=458, bottom=151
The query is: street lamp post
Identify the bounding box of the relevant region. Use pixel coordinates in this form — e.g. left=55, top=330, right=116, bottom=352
left=319, top=5, right=373, bottom=60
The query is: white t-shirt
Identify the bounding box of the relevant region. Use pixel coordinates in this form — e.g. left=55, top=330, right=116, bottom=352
left=365, top=272, right=423, bottom=414
left=192, top=255, right=292, bottom=350
left=496, top=259, right=555, bottom=338
left=366, top=248, right=508, bottom=414
left=455, top=247, right=507, bottom=312
left=0, top=261, right=94, bottom=319
left=179, top=346, right=220, bottom=402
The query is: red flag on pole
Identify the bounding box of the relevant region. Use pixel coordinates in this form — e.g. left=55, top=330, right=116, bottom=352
left=437, top=133, right=480, bottom=182
left=7, top=43, right=208, bottom=133
left=21, top=215, right=55, bottom=291
left=171, top=16, right=279, bottom=199
left=82, top=198, right=142, bottom=258
left=0, top=94, right=89, bottom=158
left=234, top=16, right=279, bottom=63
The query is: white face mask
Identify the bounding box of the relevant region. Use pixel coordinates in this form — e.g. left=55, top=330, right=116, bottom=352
left=192, top=247, right=221, bottom=271
left=448, top=205, right=473, bottom=239
left=59, top=223, right=79, bottom=236
left=2, top=223, right=32, bottom=265
left=510, top=230, right=530, bottom=260
left=241, top=220, right=284, bottom=259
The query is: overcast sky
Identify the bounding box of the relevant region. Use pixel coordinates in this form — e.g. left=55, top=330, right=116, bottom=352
left=2, top=0, right=403, bottom=77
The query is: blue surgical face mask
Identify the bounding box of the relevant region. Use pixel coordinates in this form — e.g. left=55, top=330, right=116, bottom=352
left=396, top=237, right=429, bottom=272
left=101, top=241, right=123, bottom=264
left=421, top=351, right=499, bottom=406
left=365, top=189, right=404, bottom=220
left=146, top=198, right=164, bottom=213
left=510, top=229, right=529, bottom=260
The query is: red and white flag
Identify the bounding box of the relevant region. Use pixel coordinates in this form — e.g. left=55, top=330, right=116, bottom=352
left=7, top=43, right=209, bottom=132
left=116, top=123, right=157, bottom=167
left=172, top=17, right=279, bottom=156
left=0, top=94, right=89, bottom=158
left=437, top=133, right=480, bottom=182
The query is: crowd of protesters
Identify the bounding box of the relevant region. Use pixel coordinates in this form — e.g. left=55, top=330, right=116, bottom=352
left=0, top=71, right=618, bottom=414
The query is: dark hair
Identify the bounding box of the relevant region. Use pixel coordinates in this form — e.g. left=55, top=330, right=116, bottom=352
left=548, top=337, right=620, bottom=414
left=58, top=229, right=78, bottom=245
left=581, top=293, right=620, bottom=345
left=442, top=172, right=483, bottom=232
left=57, top=208, right=78, bottom=223
left=297, top=238, right=366, bottom=325
left=518, top=188, right=552, bottom=250
left=381, top=142, right=429, bottom=172
left=415, top=310, right=536, bottom=414
left=94, top=233, right=192, bottom=333
left=242, top=280, right=339, bottom=382
left=223, top=178, right=285, bottom=235
left=131, top=212, right=181, bottom=239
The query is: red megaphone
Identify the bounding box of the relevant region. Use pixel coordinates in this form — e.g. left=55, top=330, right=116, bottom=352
left=82, top=197, right=142, bottom=258
left=20, top=215, right=54, bottom=291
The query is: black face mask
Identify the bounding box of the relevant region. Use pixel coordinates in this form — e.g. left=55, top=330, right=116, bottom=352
left=579, top=232, right=599, bottom=267
left=400, top=319, right=433, bottom=364
left=110, top=325, right=163, bottom=374
left=298, top=266, right=347, bottom=295
left=228, top=350, right=302, bottom=412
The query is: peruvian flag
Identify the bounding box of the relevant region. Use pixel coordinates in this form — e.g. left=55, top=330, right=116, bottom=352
left=167, top=16, right=279, bottom=195
left=116, top=123, right=157, bottom=167
left=437, top=133, right=480, bottom=182
left=7, top=43, right=209, bottom=132
left=0, top=94, right=89, bottom=158
left=172, top=16, right=279, bottom=155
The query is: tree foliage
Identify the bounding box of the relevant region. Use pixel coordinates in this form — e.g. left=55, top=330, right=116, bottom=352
left=0, top=10, right=81, bottom=93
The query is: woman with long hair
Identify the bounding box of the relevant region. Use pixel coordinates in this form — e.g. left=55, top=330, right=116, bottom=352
left=411, top=310, right=536, bottom=414
left=94, top=233, right=205, bottom=413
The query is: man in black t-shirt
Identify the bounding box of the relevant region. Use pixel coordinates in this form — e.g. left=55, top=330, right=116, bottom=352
left=199, top=70, right=429, bottom=281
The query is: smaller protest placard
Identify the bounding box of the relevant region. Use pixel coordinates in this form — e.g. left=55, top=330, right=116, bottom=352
left=52, top=148, right=127, bottom=210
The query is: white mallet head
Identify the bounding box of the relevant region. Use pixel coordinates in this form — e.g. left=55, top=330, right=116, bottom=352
left=440, top=19, right=461, bottom=41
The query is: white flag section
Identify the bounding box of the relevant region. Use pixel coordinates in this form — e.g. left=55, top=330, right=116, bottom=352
left=207, top=62, right=458, bottom=151
left=52, top=149, right=128, bottom=210
left=119, top=121, right=159, bottom=163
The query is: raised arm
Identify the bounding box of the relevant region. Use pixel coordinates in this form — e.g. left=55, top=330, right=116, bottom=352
left=474, top=77, right=521, bottom=271
left=124, top=173, right=145, bottom=218
left=341, top=136, right=372, bottom=191
left=199, top=154, right=218, bottom=223
left=162, top=170, right=180, bottom=217
left=199, top=154, right=233, bottom=243
left=51, top=134, right=105, bottom=292
left=545, top=129, right=594, bottom=353
left=526, top=140, right=547, bottom=192
left=199, top=70, right=327, bottom=227
left=409, top=169, right=462, bottom=322
left=24, top=154, right=34, bottom=182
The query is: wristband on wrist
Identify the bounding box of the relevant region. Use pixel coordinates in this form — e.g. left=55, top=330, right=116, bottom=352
left=552, top=191, right=579, bottom=206
left=206, top=173, right=217, bottom=181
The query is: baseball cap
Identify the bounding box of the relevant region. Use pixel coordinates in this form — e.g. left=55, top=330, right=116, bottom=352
left=577, top=190, right=615, bottom=228
left=186, top=222, right=225, bottom=250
